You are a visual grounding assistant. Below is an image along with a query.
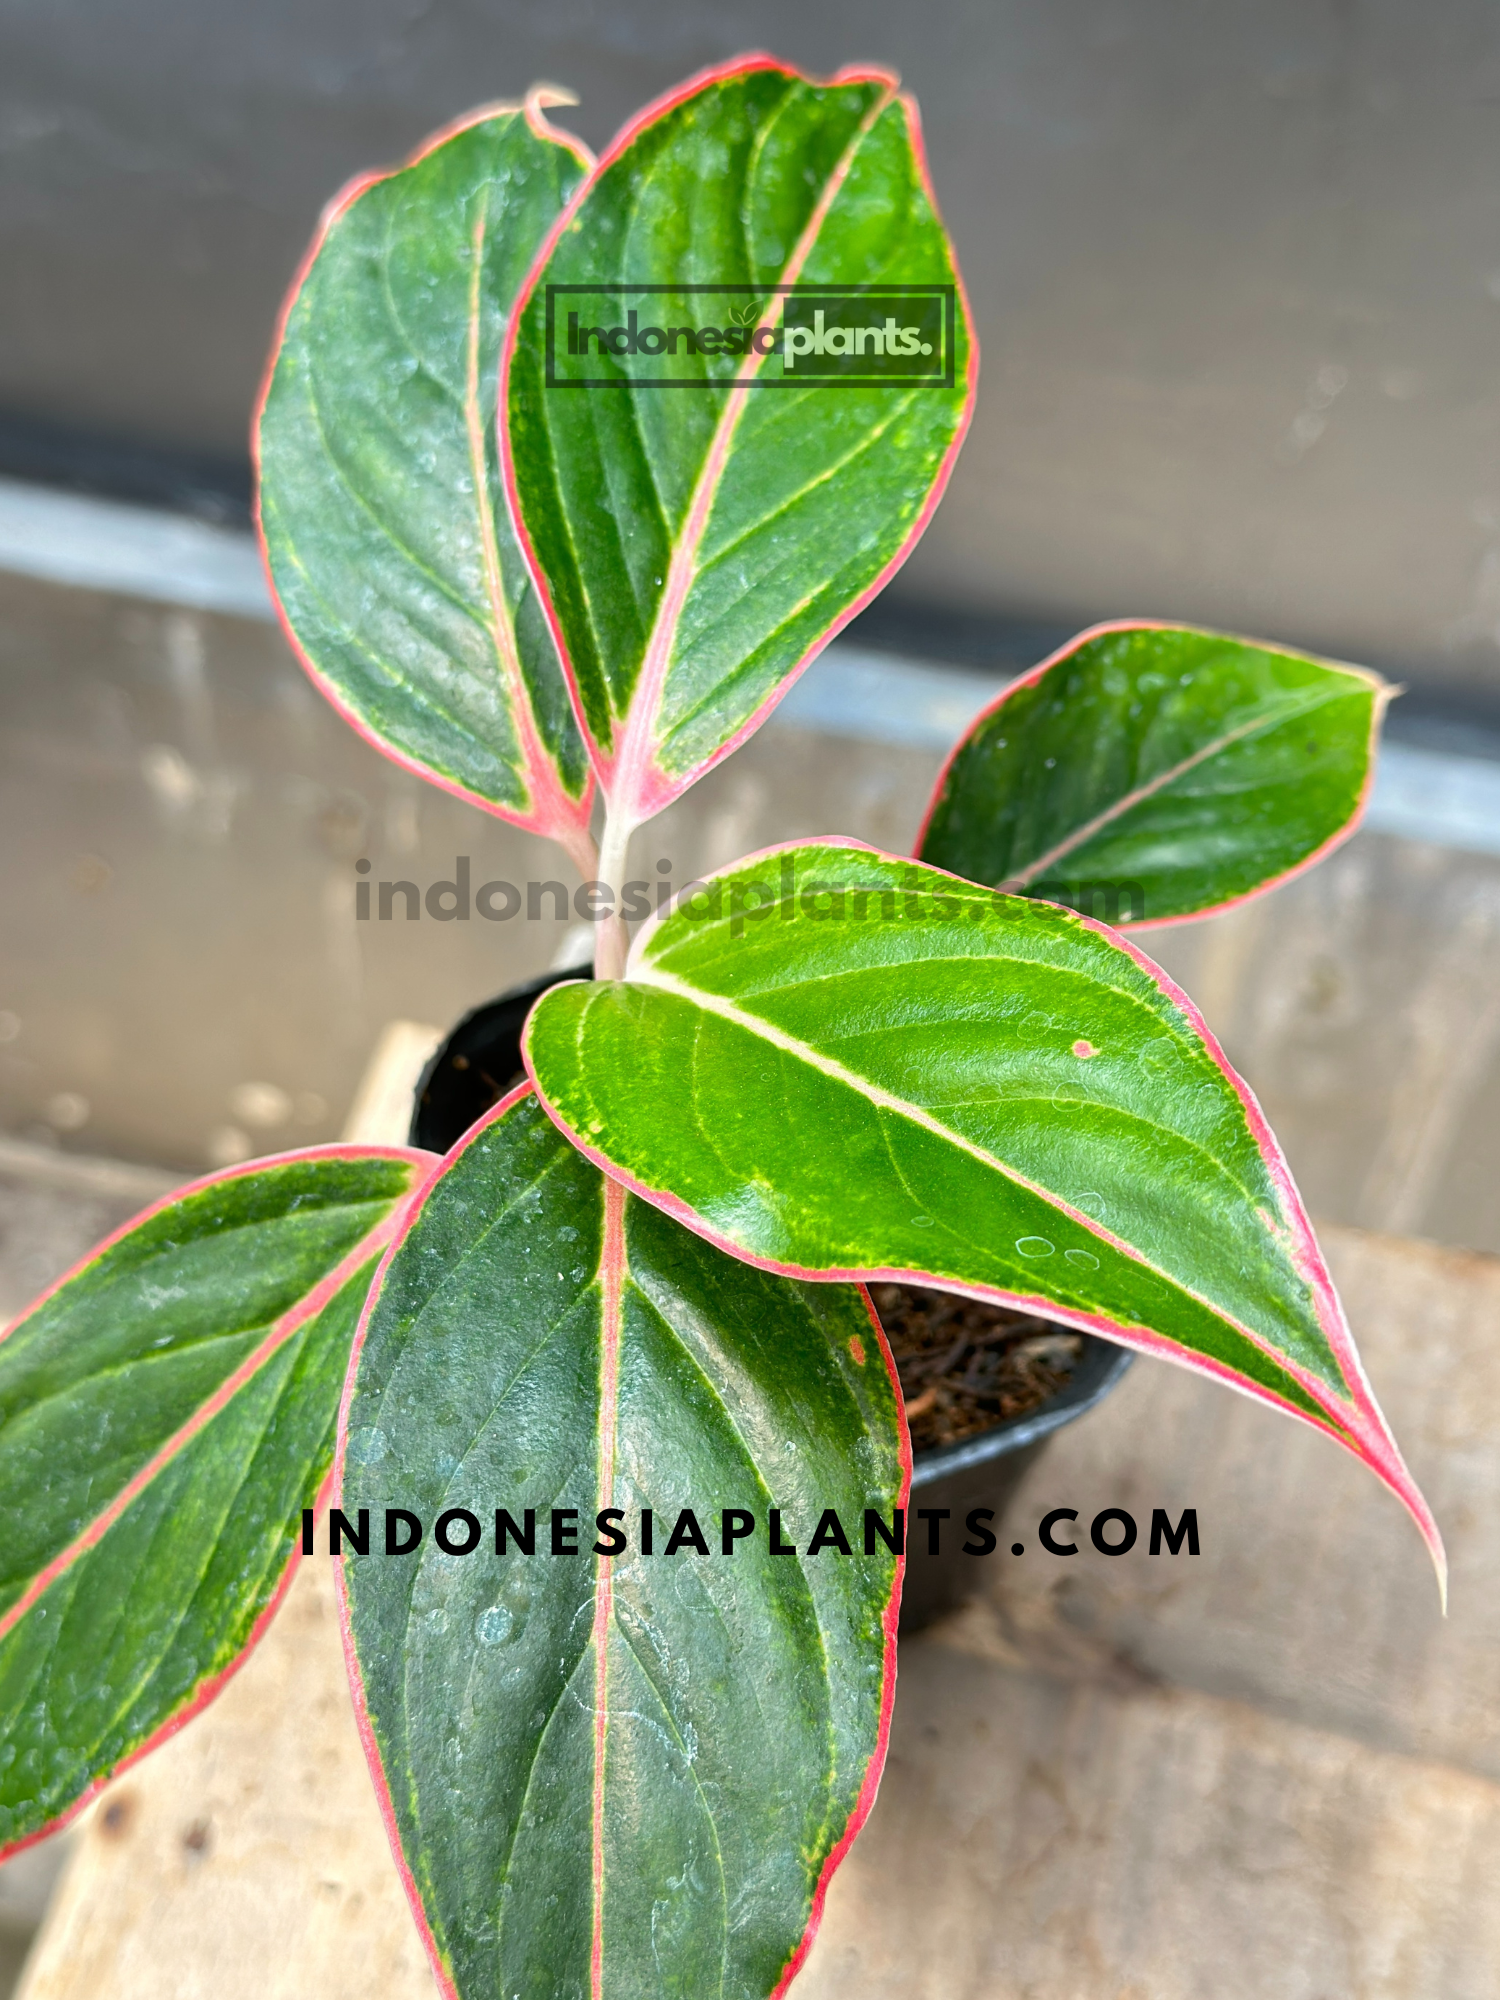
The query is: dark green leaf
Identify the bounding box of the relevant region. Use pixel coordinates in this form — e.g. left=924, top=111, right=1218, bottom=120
left=521, top=843, right=1440, bottom=1575
left=341, top=1090, right=904, bottom=1999
left=257, top=98, right=596, bottom=869
left=919, top=624, right=1389, bottom=927
left=0, top=1146, right=429, bottom=1851
left=505, top=58, right=976, bottom=829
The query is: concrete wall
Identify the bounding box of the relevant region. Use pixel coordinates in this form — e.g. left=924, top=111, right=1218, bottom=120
left=4, top=1, right=1500, bottom=704
left=4, top=557, right=1500, bottom=1256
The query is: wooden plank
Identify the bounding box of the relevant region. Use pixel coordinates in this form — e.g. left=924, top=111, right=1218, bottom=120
left=798, top=1651, right=1500, bottom=2000
left=339, top=1021, right=441, bottom=1146
left=16, top=1559, right=437, bottom=2000
left=936, top=1225, right=1494, bottom=1776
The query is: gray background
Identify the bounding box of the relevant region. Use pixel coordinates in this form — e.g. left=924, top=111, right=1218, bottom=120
left=4, top=0, right=1500, bottom=710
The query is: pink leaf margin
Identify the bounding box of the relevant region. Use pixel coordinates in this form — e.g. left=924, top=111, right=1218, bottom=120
left=499, top=53, right=980, bottom=834
left=0, top=1141, right=435, bottom=1864
left=251, top=91, right=599, bottom=876
left=768, top=1269, right=910, bottom=2000
left=333, top=1081, right=912, bottom=2000
left=522, top=835, right=1444, bottom=1597
left=913, top=619, right=1394, bottom=933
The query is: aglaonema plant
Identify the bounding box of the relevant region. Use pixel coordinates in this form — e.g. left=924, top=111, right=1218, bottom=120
left=0, top=55, right=1442, bottom=2000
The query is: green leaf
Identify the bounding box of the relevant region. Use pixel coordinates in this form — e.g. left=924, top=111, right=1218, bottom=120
left=340, top=1089, right=904, bottom=2000
left=256, top=96, right=596, bottom=871
left=504, top=57, right=976, bottom=830
left=522, top=842, right=1442, bottom=1578
left=919, top=623, right=1390, bottom=927
left=0, top=1146, right=430, bottom=1852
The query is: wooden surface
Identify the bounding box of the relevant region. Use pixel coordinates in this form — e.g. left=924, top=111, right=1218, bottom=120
left=16, top=1556, right=438, bottom=2000
left=7, top=1170, right=1496, bottom=1995
left=798, top=1226, right=1500, bottom=1999
left=338, top=1021, right=440, bottom=1148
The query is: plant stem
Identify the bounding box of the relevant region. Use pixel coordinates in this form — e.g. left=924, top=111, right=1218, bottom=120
left=594, top=811, right=633, bottom=980
left=558, top=820, right=601, bottom=887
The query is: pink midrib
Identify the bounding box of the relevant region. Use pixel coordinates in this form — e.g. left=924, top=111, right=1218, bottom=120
left=463, top=193, right=591, bottom=853
left=998, top=683, right=1369, bottom=891
left=628, top=949, right=1364, bottom=1429
left=618, top=832, right=1436, bottom=1570
left=589, top=1176, right=626, bottom=1998
left=606, top=82, right=898, bottom=828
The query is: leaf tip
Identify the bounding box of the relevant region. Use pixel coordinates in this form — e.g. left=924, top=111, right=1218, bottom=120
left=1363, top=1423, right=1447, bottom=1611
left=528, top=81, right=580, bottom=109
left=1418, top=1498, right=1449, bottom=1615
left=523, top=82, right=595, bottom=167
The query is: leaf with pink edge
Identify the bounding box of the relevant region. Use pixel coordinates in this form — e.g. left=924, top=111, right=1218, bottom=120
left=256, top=99, right=596, bottom=869
left=521, top=841, right=1442, bottom=1584
left=0, top=1146, right=430, bottom=1853
left=339, top=1090, right=905, bottom=2000
left=918, top=622, right=1390, bottom=928
left=503, top=57, right=976, bottom=835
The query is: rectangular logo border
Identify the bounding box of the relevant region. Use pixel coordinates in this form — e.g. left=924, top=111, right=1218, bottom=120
left=542, top=283, right=957, bottom=391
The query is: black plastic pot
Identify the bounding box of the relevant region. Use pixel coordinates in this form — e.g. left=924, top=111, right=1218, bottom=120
left=899, top=1337, right=1131, bottom=1627
left=412, top=969, right=1134, bottom=1631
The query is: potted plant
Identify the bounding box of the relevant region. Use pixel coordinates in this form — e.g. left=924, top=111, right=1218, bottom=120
left=0, top=57, right=1441, bottom=2000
